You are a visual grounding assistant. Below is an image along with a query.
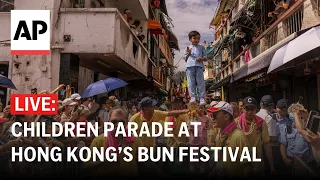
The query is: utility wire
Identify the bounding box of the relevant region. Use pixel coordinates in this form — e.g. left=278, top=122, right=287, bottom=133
left=174, top=57, right=184, bottom=67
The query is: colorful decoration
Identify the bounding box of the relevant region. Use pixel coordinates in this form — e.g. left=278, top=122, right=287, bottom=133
left=154, top=0, right=160, bottom=8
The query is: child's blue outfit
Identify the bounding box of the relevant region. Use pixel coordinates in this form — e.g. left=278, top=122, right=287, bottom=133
left=184, top=44, right=207, bottom=99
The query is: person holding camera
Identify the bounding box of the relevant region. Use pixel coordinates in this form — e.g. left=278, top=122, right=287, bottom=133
left=275, top=99, right=314, bottom=175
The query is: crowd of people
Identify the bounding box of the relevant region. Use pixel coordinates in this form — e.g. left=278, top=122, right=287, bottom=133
left=0, top=83, right=319, bottom=177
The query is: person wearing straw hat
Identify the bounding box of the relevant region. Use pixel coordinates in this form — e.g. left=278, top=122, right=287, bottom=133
left=60, top=98, right=77, bottom=125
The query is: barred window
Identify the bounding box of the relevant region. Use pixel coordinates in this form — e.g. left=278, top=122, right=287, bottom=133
left=0, top=0, right=14, bottom=12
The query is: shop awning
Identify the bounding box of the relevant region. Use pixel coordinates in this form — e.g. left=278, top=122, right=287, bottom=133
left=209, top=75, right=231, bottom=91
left=231, top=64, right=248, bottom=82
left=247, top=32, right=297, bottom=75
left=268, top=25, right=320, bottom=73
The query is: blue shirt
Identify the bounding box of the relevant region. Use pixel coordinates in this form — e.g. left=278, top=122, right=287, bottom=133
left=275, top=114, right=314, bottom=163
left=184, top=44, right=207, bottom=69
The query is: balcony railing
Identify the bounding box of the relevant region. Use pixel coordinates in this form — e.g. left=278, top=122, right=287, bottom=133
left=152, top=66, right=164, bottom=85
left=159, top=36, right=173, bottom=65
left=218, top=0, right=306, bottom=79
left=159, top=35, right=173, bottom=65
left=58, top=8, right=148, bottom=76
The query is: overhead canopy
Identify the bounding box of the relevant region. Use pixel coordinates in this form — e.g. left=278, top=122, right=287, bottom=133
left=209, top=75, right=231, bottom=91
left=231, top=64, right=248, bottom=82
left=268, top=25, right=320, bottom=73
left=247, top=32, right=298, bottom=74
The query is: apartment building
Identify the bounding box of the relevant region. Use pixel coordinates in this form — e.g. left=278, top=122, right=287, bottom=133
left=0, top=0, right=178, bottom=103
left=208, top=0, right=320, bottom=110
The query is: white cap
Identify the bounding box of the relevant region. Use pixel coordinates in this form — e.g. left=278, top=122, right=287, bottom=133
left=62, top=98, right=77, bottom=106
left=207, top=101, right=233, bottom=116
left=210, top=101, right=219, bottom=107
left=71, top=93, right=81, bottom=100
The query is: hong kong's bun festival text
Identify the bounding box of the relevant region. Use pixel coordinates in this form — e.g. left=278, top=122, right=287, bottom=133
left=10, top=122, right=261, bottom=163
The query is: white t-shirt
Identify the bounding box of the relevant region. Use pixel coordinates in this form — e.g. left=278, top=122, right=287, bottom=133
left=256, top=109, right=277, bottom=137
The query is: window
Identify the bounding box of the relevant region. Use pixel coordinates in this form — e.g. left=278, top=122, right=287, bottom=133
left=71, top=0, right=85, bottom=8
left=0, top=0, right=14, bottom=12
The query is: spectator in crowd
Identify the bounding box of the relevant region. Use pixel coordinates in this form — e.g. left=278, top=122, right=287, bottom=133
left=129, top=97, right=188, bottom=148
left=256, top=95, right=277, bottom=142
left=59, top=98, right=77, bottom=125
left=127, top=101, right=138, bottom=120
left=123, top=9, right=133, bottom=23
left=97, top=96, right=112, bottom=122
left=166, top=98, right=189, bottom=148
left=86, top=107, right=143, bottom=176
left=231, top=102, right=240, bottom=119
left=237, top=97, right=275, bottom=176
left=71, top=93, right=82, bottom=105
left=238, top=99, right=244, bottom=116
left=208, top=101, right=252, bottom=177
left=276, top=100, right=316, bottom=170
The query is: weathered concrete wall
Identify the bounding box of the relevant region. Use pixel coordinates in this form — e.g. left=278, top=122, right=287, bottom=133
left=302, top=0, right=320, bottom=29
left=1, top=0, right=62, bottom=94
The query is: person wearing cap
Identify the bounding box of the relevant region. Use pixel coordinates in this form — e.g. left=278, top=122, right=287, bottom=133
left=275, top=99, right=315, bottom=172
left=129, top=97, right=188, bottom=148
left=207, top=101, right=252, bottom=177
left=60, top=98, right=78, bottom=125
left=72, top=104, right=92, bottom=146
left=237, top=96, right=275, bottom=176
left=85, top=107, right=144, bottom=176
left=256, top=95, right=277, bottom=142
left=71, top=93, right=82, bottom=105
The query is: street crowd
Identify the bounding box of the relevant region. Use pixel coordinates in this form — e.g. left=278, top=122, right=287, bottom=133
left=0, top=83, right=319, bottom=177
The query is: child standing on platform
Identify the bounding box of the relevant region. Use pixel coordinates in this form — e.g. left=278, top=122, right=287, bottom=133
left=184, top=31, right=207, bottom=105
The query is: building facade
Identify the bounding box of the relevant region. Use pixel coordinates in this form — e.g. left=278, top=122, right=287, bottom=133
left=208, top=0, right=320, bottom=110
left=0, top=0, right=178, bottom=104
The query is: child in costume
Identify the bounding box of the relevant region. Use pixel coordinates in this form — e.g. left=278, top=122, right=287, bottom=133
left=184, top=31, right=207, bottom=105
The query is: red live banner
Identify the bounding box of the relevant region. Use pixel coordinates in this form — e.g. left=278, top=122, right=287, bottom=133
left=10, top=94, right=58, bottom=115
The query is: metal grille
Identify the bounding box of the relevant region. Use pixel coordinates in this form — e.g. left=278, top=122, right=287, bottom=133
left=284, top=6, right=304, bottom=37
left=266, top=28, right=278, bottom=48
left=0, top=0, right=14, bottom=12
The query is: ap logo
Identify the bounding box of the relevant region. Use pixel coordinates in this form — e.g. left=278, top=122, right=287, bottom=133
left=11, top=10, right=50, bottom=55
